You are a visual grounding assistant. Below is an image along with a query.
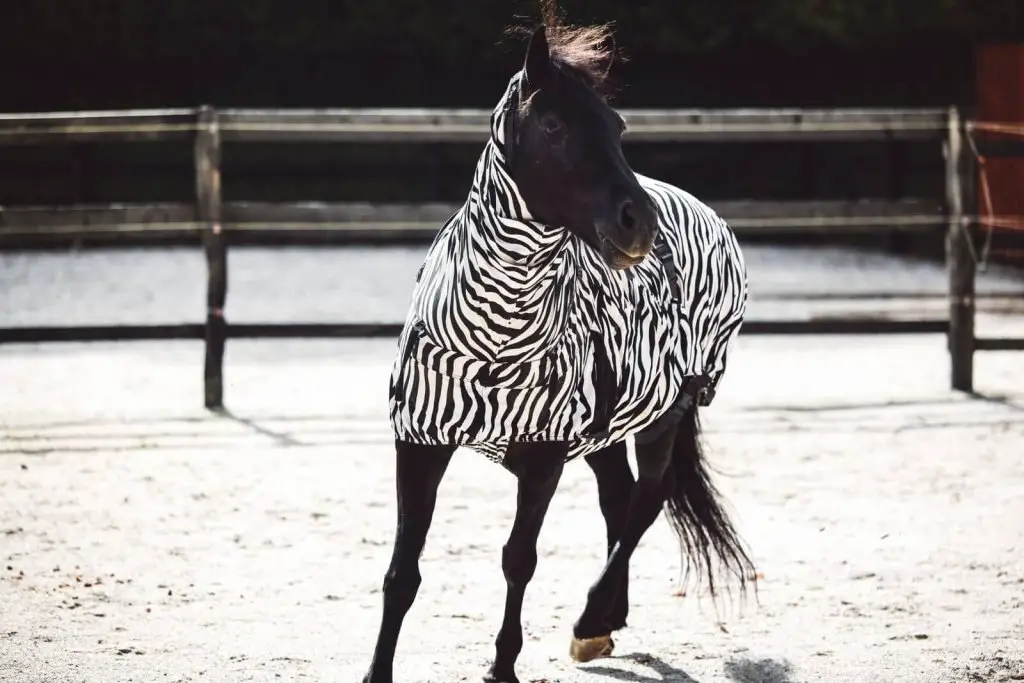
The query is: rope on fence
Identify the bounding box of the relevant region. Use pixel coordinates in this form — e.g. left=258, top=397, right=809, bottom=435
left=968, top=121, right=1024, bottom=137
left=964, top=119, right=1024, bottom=271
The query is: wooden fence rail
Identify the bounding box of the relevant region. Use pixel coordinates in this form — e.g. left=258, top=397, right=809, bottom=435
left=0, top=106, right=950, bottom=144
left=0, top=199, right=949, bottom=248
left=0, top=105, right=1018, bottom=406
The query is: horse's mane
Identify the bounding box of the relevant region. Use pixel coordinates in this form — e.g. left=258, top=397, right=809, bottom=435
left=507, top=0, right=620, bottom=97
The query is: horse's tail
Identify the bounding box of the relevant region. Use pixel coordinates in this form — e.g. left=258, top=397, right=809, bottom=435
left=663, top=407, right=755, bottom=599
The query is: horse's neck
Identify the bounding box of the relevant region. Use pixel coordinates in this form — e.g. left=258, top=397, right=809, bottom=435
left=442, top=150, right=577, bottom=360
left=460, top=141, right=566, bottom=270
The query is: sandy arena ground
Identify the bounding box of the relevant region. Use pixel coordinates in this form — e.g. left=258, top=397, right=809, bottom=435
left=1, top=326, right=1022, bottom=683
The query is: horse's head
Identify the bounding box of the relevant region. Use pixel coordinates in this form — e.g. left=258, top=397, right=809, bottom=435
left=507, top=23, right=658, bottom=271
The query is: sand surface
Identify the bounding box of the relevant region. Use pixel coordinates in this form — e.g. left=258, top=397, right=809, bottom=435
left=1, top=329, right=1022, bottom=683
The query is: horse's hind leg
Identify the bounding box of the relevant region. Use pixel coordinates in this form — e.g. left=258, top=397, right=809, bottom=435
left=362, top=441, right=455, bottom=683
left=584, top=442, right=634, bottom=632
left=485, top=441, right=567, bottom=683
left=571, top=427, right=675, bottom=663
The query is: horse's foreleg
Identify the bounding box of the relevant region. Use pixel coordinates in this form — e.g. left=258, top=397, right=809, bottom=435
left=571, top=428, right=676, bottom=663
left=485, top=442, right=567, bottom=683
left=584, top=442, right=634, bottom=632
left=362, top=441, right=455, bottom=683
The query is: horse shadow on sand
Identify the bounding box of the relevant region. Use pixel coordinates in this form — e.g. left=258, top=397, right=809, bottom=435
left=581, top=651, right=796, bottom=683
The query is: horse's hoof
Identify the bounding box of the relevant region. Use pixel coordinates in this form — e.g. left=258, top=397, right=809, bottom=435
left=482, top=667, right=519, bottom=683
left=569, top=634, right=614, bottom=663
left=482, top=675, right=519, bottom=683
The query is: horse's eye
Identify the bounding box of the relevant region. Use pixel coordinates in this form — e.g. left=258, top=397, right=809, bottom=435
left=539, top=112, right=563, bottom=135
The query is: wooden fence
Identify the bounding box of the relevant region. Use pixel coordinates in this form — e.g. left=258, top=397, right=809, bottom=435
left=0, top=105, right=1019, bottom=407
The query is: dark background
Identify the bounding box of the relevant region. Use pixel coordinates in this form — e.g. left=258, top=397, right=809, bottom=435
left=2, top=0, right=1021, bottom=110
left=1, top=1, right=1020, bottom=222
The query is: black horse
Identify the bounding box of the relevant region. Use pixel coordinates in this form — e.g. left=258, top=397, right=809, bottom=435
left=362, top=6, right=755, bottom=683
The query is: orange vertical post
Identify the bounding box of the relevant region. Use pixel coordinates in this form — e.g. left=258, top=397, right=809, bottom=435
left=975, top=44, right=1024, bottom=225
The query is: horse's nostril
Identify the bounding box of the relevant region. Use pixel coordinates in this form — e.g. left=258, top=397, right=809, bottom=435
left=619, top=200, right=637, bottom=231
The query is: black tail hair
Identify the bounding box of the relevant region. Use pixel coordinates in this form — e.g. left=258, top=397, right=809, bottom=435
left=664, top=407, right=755, bottom=600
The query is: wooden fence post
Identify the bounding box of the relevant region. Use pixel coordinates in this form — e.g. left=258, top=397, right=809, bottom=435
left=945, top=106, right=975, bottom=392
left=196, top=105, right=227, bottom=408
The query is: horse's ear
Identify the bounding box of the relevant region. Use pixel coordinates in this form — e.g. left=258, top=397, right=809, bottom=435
left=524, top=24, right=551, bottom=89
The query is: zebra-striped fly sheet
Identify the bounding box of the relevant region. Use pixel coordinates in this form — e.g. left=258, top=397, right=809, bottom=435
left=389, top=71, right=748, bottom=465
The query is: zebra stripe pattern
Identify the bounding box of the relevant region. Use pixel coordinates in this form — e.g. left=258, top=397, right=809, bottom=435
left=389, top=71, right=747, bottom=465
